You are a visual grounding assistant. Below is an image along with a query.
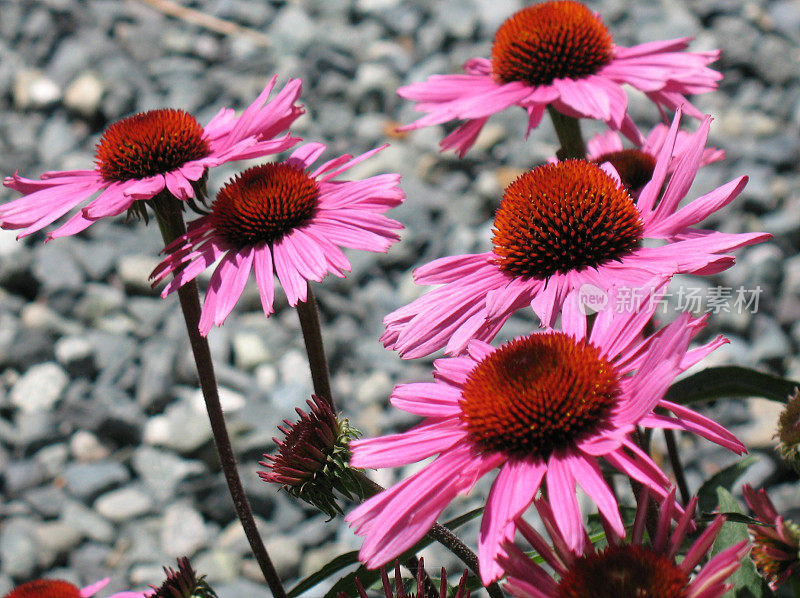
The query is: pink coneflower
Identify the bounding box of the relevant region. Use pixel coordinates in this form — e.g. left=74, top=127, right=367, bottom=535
left=383, top=111, right=768, bottom=359
left=3, top=578, right=143, bottom=598
left=499, top=490, right=748, bottom=598
left=742, top=484, right=800, bottom=589
left=1, top=76, right=303, bottom=239
left=397, top=0, right=721, bottom=156
left=151, top=142, right=404, bottom=335
left=348, top=300, right=745, bottom=584
left=585, top=122, right=725, bottom=195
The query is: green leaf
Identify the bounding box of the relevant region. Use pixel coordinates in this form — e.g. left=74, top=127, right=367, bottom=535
left=697, top=456, right=758, bottom=514
left=666, top=367, right=798, bottom=406
left=711, top=488, right=769, bottom=598
left=287, top=550, right=360, bottom=598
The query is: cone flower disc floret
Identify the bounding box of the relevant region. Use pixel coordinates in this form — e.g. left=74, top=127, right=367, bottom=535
left=499, top=490, right=748, bottom=598
left=383, top=111, right=769, bottom=359
left=348, top=295, right=745, bottom=584
left=1, top=76, right=303, bottom=239
left=3, top=578, right=144, bottom=598
left=398, top=0, right=722, bottom=155
left=151, top=142, right=404, bottom=335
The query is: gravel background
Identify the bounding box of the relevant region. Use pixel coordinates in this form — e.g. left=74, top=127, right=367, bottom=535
left=1, top=0, right=799, bottom=596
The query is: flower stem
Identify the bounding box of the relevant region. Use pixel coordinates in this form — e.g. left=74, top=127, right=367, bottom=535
left=664, top=428, right=690, bottom=506
left=295, top=285, right=335, bottom=410
left=547, top=107, right=587, bottom=160
left=353, top=470, right=505, bottom=598
left=155, top=200, right=288, bottom=598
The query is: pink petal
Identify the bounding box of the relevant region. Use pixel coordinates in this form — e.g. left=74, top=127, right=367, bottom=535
left=478, top=459, right=545, bottom=584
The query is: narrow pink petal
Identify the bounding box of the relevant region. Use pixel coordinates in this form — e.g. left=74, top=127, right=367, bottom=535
left=164, top=170, right=194, bottom=200
left=440, top=118, right=489, bottom=157
left=121, top=175, right=165, bottom=200
left=80, top=579, right=110, bottom=597
left=317, top=145, right=388, bottom=182
left=348, top=446, right=489, bottom=568
left=478, top=459, right=546, bottom=584
left=638, top=108, right=682, bottom=215
left=287, top=142, right=327, bottom=170
left=350, top=418, right=467, bottom=468
left=648, top=177, right=748, bottom=236
left=252, top=244, right=276, bottom=317
left=545, top=454, right=584, bottom=552
left=160, top=239, right=226, bottom=296
left=389, top=383, right=463, bottom=417
left=570, top=456, right=625, bottom=538
left=198, top=247, right=254, bottom=335
left=681, top=516, right=727, bottom=574
left=272, top=241, right=308, bottom=305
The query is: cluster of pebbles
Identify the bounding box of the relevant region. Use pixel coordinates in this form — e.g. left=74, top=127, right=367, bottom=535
left=0, top=0, right=799, bottom=596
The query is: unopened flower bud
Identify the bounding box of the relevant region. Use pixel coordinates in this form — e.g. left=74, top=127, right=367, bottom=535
left=259, top=395, right=362, bottom=518
left=776, top=388, right=800, bottom=472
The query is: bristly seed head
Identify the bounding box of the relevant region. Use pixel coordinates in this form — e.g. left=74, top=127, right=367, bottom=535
left=492, top=160, right=643, bottom=280
left=95, top=109, right=210, bottom=182
left=210, top=162, right=319, bottom=248
left=593, top=149, right=657, bottom=193
left=459, top=332, right=620, bottom=460
left=556, top=544, right=688, bottom=598
left=492, top=0, right=614, bottom=86
left=3, top=580, right=82, bottom=598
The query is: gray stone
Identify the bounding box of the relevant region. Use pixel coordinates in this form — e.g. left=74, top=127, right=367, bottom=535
left=13, top=68, right=60, bottom=110
left=2, top=459, right=45, bottom=495
left=23, top=485, right=67, bottom=519
left=132, top=446, right=205, bottom=501
left=10, top=362, right=69, bottom=412
left=33, top=521, right=82, bottom=562
left=136, top=339, right=177, bottom=410
left=0, top=518, right=37, bottom=577
left=161, top=502, right=210, bottom=557
left=94, top=486, right=154, bottom=522
left=63, top=71, right=105, bottom=118
left=69, top=430, right=110, bottom=462
left=117, top=254, right=162, bottom=295
left=55, top=336, right=96, bottom=377
left=62, top=460, right=130, bottom=501
left=62, top=500, right=115, bottom=544
left=143, top=400, right=212, bottom=454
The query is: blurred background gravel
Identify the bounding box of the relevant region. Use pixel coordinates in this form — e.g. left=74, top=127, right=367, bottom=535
left=0, top=0, right=799, bottom=595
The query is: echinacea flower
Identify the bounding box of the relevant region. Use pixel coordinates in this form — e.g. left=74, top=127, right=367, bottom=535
left=348, top=298, right=745, bottom=584
left=499, top=490, right=748, bottom=598
left=743, top=484, right=800, bottom=590
left=398, top=0, right=721, bottom=156
left=259, top=395, right=362, bottom=518
left=584, top=122, right=724, bottom=195
left=383, top=111, right=768, bottom=359
left=151, top=142, right=404, bottom=335
left=1, top=76, right=303, bottom=239
left=337, top=558, right=470, bottom=598
left=3, top=578, right=144, bottom=598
